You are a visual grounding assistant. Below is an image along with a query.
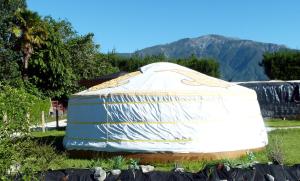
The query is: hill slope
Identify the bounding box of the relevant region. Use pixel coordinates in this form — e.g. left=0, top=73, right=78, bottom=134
left=132, top=35, right=287, bottom=81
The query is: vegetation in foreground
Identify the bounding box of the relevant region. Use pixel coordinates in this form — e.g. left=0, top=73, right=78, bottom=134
left=2, top=128, right=294, bottom=176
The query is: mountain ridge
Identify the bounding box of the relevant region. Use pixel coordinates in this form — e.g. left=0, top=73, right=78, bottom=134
left=121, top=34, right=289, bottom=81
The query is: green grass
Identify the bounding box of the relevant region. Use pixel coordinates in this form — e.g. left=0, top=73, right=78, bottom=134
left=259, top=129, right=300, bottom=164
left=29, top=128, right=300, bottom=172
left=264, top=119, right=300, bottom=127
left=31, top=130, right=65, bottom=137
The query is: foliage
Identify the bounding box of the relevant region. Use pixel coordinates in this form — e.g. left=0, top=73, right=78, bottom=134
left=67, top=33, right=119, bottom=81
left=108, top=53, right=166, bottom=72
left=11, top=8, right=48, bottom=80
left=176, top=55, right=220, bottom=78
left=0, top=0, right=26, bottom=82
left=266, top=136, right=285, bottom=164
left=27, top=17, right=76, bottom=99
left=108, top=53, right=220, bottom=78
left=261, top=50, right=300, bottom=80
left=1, top=127, right=299, bottom=177
left=0, top=138, right=67, bottom=179
left=0, top=84, right=50, bottom=126
left=0, top=85, right=32, bottom=135
left=25, top=17, right=118, bottom=99
left=222, top=151, right=257, bottom=169
left=1, top=2, right=119, bottom=99
left=0, top=84, right=50, bottom=177
left=110, top=156, right=126, bottom=169
left=128, top=158, right=140, bottom=170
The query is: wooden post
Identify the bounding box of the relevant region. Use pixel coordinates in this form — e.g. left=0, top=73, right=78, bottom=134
left=56, top=109, right=59, bottom=129
left=41, top=111, right=45, bottom=132
left=3, top=112, right=7, bottom=123
left=26, top=113, right=30, bottom=132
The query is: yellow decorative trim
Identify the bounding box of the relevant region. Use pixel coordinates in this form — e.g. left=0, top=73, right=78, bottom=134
left=68, top=121, right=177, bottom=125
left=155, top=69, right=232, bottom=88
left=67, top=115, right=263, bottom=126
left=68, top=94, right=254, bottom=106
left=89, top=71, right=141, bottom=91
left=70, top=89, right=253, bottom=99
left=66, top=136, right=192, bottom=143
left=68, top=99, right=197, bottom=106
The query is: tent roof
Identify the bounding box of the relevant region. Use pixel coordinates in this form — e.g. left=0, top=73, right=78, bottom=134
left=74, top=62, right=254, bottom=97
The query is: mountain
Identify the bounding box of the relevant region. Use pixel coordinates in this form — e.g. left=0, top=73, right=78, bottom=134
left=130, top=35, right=288, bottom=81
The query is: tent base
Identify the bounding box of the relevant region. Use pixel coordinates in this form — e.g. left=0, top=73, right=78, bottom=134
left=67, top=147, right=264, bottom=164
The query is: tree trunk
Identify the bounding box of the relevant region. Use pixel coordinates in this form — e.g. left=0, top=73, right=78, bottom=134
left=22, top=43, right=33, bottom=81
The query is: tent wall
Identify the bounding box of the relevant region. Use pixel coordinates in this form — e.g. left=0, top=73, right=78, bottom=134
left=64, top=94, right=267, bottom=153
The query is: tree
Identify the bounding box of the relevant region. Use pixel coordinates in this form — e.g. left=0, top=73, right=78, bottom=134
left=176, top=55, right=220, bottom=78
left=27, top=18, right=118, bottom=99
left=108, top=53, right=220, bottom=78
left=27, top=17, right=75, bottom=99
left=0, top=0, right=26, bottom=82
left=67, top=33, right=118, bottom=80
left=261, top=51, right=300, bottom=80
left=11, top=8, right=48, bottom=80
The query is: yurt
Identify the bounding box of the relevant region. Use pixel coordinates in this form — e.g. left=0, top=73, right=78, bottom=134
left=64, top=62, right=268, bottom=162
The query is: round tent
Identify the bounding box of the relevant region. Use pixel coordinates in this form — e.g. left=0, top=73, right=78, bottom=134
left=64, top=62, right=268, bottom=161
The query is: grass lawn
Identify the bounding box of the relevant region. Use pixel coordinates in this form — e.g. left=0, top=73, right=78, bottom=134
left=255, top=129, right=300, bottom=164
left=45, top=114, right=67, bottom=123
left=29, top=127, right=300, bottom=172
left=264, top=119, right=300, bottom=127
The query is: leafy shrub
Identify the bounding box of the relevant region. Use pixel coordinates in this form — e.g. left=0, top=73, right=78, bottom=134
left=0, top=138, right=67, bottom=179
left=110, top=156, right=126, bottom=170
left=129, top=158, right=140, bottom=170
left=0, top=85, right=33, bottom=135
left=0, top=84, right=50, bottom=127
left=0, top=85, right=51, bottom=177
left=267, top=136, right=285, bottom=164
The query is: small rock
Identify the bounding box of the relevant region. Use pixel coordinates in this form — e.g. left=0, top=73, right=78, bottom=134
left=265, top=174, right=275, bottom=181
left=140, top=165, right=154, bottom=173
left=111, top=169, right=121, bottom=176
left=7, top=163, right=21, bottom=175
left=94, top=167, right=106, bottom=181
left=224, top=165, right=230, bottom=172
left=174, top=167, right=184, bottom=172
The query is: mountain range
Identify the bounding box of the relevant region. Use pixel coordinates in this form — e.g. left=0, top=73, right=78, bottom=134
left=123, top=35, right=289, bottom=81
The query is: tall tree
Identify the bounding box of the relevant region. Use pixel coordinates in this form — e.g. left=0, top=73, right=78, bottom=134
left=11, top=9, right=48, bottom=80
left=0, top=0, right=26, bottom=81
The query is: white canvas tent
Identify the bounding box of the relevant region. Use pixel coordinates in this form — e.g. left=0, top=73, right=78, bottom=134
left=64, top=62, right=268, bottom=155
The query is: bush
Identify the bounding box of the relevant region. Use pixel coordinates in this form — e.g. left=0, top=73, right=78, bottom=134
left=0, top=138, right=67, bottom=179
left=0, top=85, right=33, bottom=135
left=0, top=84, right=50, bottom=127
left=267, top=136, right=285, bottom=164
left=0, top=85, right=51, bottom=177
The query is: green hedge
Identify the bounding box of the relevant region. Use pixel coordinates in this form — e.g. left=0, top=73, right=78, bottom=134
left=0, top=85, right=51, bottom=131
left=0, top=85, right=51, bottom=176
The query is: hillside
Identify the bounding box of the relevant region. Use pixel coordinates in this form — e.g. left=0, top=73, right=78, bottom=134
left=130, top=35, right=288, bottom=81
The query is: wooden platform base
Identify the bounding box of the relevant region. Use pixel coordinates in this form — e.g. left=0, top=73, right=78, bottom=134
left=68, top=147, right=264, bottom=164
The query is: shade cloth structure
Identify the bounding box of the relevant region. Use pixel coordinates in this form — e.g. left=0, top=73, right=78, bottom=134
left=237, top=81, right=300, bottom=119
left=64, top=62, right=268, bottom=156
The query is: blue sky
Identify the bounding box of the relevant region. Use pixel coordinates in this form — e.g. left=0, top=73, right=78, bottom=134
left=27, top=0, right=300, bottom=53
